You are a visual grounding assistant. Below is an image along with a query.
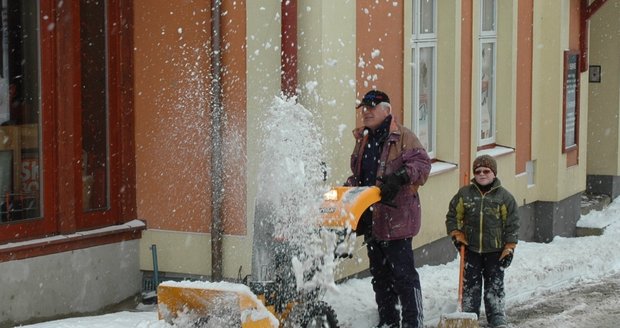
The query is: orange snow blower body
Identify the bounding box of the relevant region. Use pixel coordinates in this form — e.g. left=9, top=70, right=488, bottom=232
left=156, top=186, right=381, bottom=327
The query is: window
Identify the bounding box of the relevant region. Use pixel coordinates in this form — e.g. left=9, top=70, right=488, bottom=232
left=1, top=0, right=133, bottom=244
left=411, top=0, right=436, bottom=158
left=0, top=1, right=41, bottom=224
left=81, top=0, right=109, bottom=212
left=478, top=0, right=497, bottom=147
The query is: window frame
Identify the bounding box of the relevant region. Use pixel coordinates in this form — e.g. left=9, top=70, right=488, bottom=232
left=477, top=0, right=497, bottom=148
left=0, top=0, right=134, bottom=244
left=411, top=0, right=437, bottom=159
left=77, top=0, right=123, bottom=230
left=0, top=0, right=55, bottom=241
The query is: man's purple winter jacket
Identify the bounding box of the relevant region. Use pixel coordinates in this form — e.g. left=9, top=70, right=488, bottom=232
left=345, top=119, right=431, bottom=241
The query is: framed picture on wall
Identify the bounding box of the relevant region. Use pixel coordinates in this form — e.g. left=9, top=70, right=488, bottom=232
left=589, top=65, right=601, bottom=83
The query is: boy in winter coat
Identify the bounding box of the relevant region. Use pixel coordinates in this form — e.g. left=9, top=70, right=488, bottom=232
left=445, top=155, right=519, bottom=328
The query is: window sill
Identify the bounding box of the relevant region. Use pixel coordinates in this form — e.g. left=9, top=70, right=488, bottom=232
left=0, top=220, right=146, bottom=262
left=477, top=145, right=515, bottom=157
left=430, top=160, right=458, bottom=176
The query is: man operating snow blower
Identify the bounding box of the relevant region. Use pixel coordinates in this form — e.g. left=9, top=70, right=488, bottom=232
left=344, top=90, right=431, bottom=328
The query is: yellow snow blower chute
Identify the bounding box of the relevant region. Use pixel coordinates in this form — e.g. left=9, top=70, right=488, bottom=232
left=156, top=186, right=381, bottom=327
left=319, top=186, right=381, bottom=231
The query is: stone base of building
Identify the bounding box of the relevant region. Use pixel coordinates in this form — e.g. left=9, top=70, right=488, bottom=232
left=0, top=240, right=141, bottom=327
left=586, top=174, right=620, bottom=199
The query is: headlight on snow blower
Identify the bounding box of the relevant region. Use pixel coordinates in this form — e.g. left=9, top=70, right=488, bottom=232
left=323, top=189, right=339, bottom=201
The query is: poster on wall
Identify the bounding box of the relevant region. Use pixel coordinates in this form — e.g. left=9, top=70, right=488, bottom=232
left=0, top=0, right=8, bottom=124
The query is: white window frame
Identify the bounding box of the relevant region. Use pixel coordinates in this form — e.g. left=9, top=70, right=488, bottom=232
left=478, top=0, right=497, bottom=147
left=411, top=0, right=437, bottom=158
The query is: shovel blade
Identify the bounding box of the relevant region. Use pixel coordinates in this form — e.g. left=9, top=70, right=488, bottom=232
left=436, top=312, right=479, bottom=328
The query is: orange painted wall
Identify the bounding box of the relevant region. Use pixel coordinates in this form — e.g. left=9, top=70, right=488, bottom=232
left=567, top=0, right=581, bottom=166
left=134, top=0, right=246, bottom=234
left=356, top=1, right=404, bottom=125
left=516, top=0, right=533, bottom=174
left=459, top=0, right=473, bottom=185
left=220, top=1, right=247, bottom=235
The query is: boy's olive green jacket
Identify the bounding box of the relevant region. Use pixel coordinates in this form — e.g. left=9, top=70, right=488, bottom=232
left=446, top=178, right=519, bottom=253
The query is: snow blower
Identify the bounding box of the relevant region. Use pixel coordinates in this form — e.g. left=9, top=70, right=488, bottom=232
left=156, top=186, right=381, bottom=327
left=437, top=245, right=479, bottom=328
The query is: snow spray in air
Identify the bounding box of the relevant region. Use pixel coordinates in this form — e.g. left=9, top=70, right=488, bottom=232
left=252, top=95, right=341, bottom=293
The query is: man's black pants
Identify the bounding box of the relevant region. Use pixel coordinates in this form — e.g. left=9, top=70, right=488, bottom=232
left=367, top=238, right=423, bottom=328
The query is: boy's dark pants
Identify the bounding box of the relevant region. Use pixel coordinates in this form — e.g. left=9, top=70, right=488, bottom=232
left=462, top=250, right=507, bottom=327
left=367, top=238, right=424, bottom=328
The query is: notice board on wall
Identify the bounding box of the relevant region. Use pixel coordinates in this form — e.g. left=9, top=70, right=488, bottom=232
left=563, top=51, right=580, bottom=152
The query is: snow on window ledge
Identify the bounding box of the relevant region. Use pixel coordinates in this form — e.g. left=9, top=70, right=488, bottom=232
left=430, top=160, right=458, bottom=176
left=0, top=220, right=146, bottom=261
left=476, top=145, right=515, bottom=158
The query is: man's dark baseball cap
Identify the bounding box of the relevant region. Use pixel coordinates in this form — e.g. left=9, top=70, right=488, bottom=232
left=356, top=90, right=390, bottom=108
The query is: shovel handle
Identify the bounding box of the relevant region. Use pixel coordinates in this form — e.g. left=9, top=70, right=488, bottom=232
left=457, top=244, right=465, bottom=312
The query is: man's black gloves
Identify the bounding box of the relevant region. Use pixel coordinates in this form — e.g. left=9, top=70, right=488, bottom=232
left=378, top=167, right=410, bottom=205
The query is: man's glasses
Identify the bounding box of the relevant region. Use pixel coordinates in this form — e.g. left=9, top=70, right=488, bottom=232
left=474, top=168, right=492, bottom=175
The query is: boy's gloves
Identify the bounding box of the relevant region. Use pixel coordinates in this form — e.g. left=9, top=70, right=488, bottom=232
left=378, top=167, right=410, bottom=204
left=450, top=230, right=468, bottom=250
left=499, top=243, right=516, bottom=268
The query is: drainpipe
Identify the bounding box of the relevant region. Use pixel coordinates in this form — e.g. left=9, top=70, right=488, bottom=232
left=580, top=0, right=608, bottom=72
left=210, top=0, right=224, bottom=281
left=281, top=0, right=298, bottom=97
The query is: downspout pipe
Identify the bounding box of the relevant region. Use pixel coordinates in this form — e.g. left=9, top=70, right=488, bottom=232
left=210, top=0, right=224, bottom=281
left=281, top=0, right=298, bottom=98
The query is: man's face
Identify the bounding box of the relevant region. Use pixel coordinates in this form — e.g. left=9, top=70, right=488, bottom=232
left=360, top=104, right=390, bottom=130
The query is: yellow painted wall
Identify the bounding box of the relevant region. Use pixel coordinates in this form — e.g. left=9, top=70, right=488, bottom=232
left=245, top=0, right=283, bottom=239
left=139, top=230, right=253, bottom=277
left=495, top=0, right=518, bottom=148
left=296, top=1, right=358, bottom=186
left=587, top=0, right=620, bottom=175
left=531, top=0, right=587, bottom=202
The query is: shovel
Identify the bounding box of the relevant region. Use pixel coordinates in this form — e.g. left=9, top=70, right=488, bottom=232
left=437, top=245, right=479, bottom=328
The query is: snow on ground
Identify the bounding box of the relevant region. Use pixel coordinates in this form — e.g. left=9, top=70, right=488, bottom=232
left=326, top=198, right=620, bottom=328
left=19, top=196, right=620, bottom=328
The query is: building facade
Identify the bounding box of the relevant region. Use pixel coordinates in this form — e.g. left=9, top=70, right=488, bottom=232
left=0, top=0, right=617, bottom=325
